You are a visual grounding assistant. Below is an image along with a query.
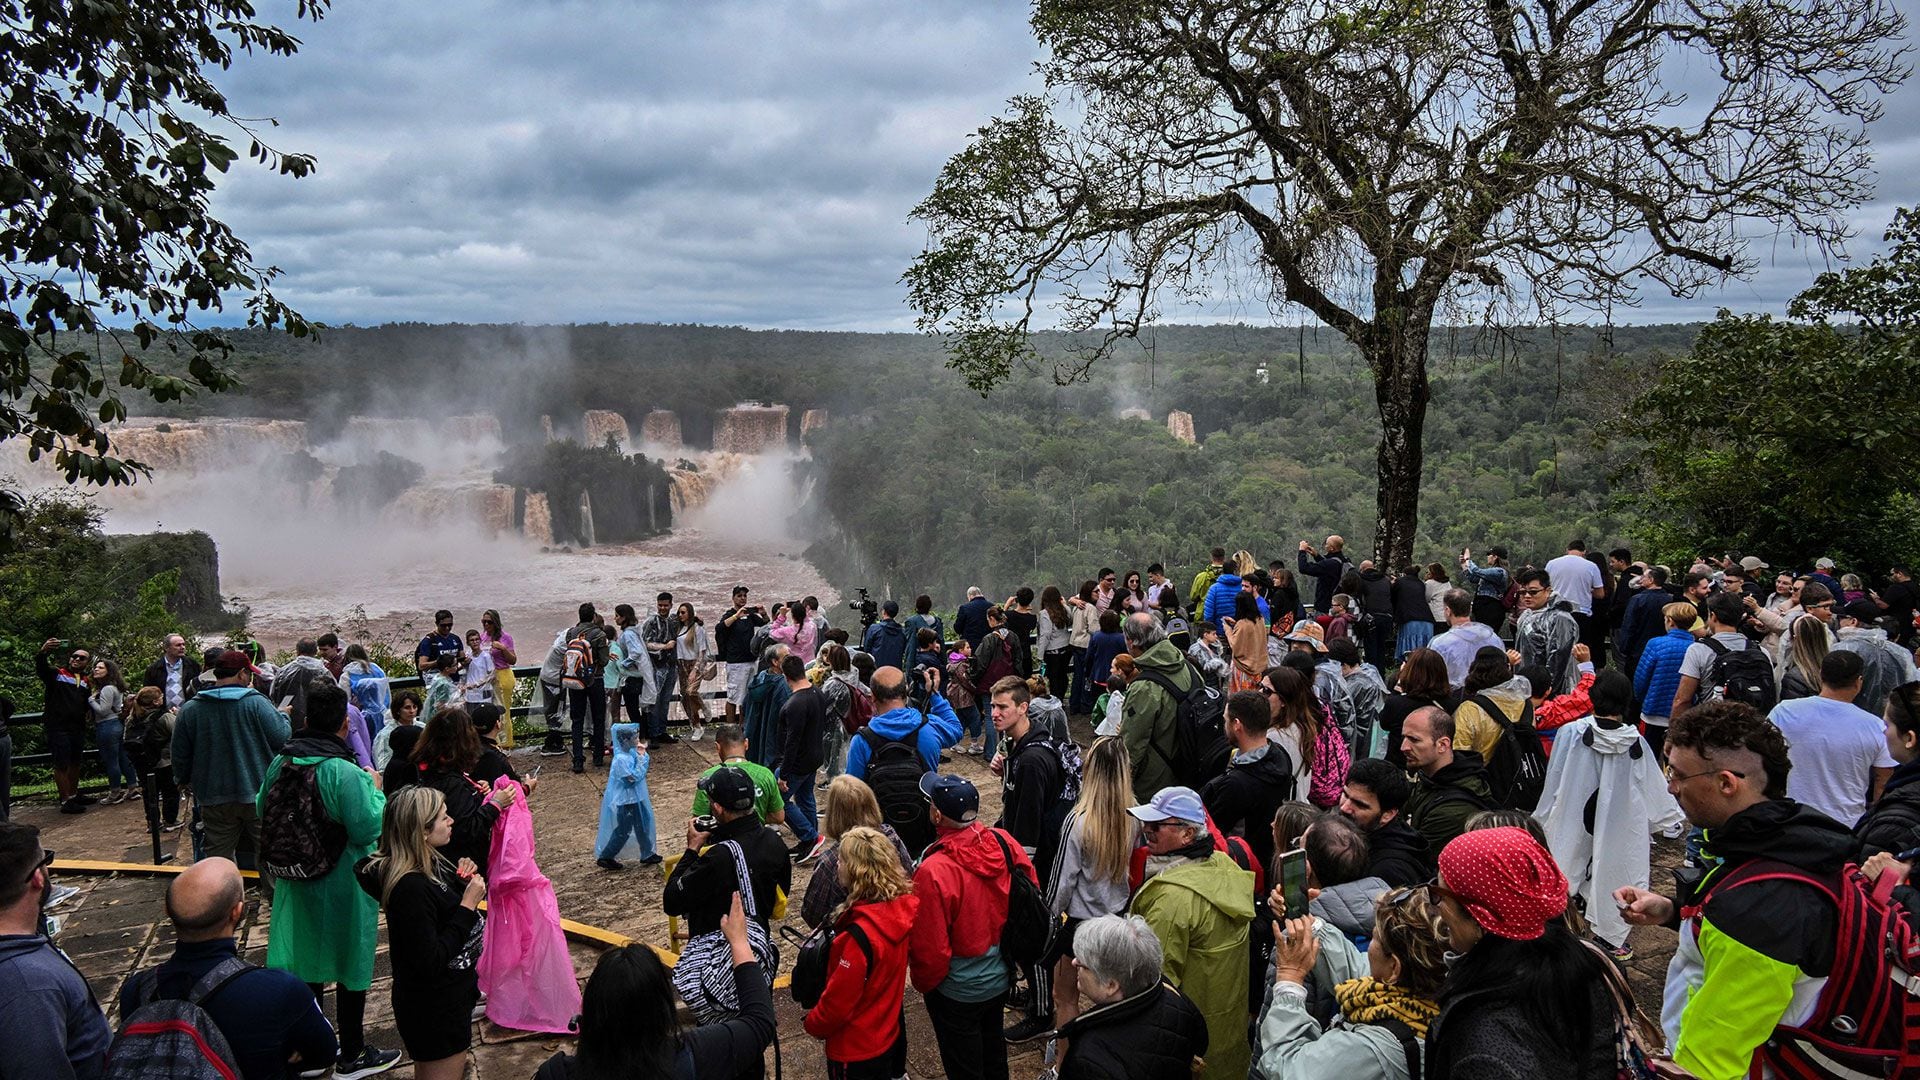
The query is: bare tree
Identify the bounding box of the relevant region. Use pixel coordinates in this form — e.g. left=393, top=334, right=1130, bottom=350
left=905, top=0, right=1908, bottom=564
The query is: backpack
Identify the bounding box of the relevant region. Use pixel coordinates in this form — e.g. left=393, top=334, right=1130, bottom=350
left=1127, top=809, right=1267, bottom=896
left=986, top=828, right=1053, bottom=967
left=1698, top=637, right=1778, bottom=712
left=844, top=681, right=875, bottom=735
left=258, top=761, right=348, bottom=881
left=560, top=634, right=595, bottom=691
left=1684, top=859, right=1920, bottom=1079
left=1133, top=668, right=1227, bottom=788
left=783, top=920, right=872, bottom=1011
left=126, top=709, right=172, bottom=758
left=107, top=957, right=253, bottom=1080
left=1472, top=693, right=1548, bottom=812
left=972, top=631, right=1017, bottom=691
left=859, top=715, right=931, bottom=834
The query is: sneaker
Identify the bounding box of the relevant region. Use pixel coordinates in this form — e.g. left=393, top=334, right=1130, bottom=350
left=1604, top=943, right=1634, bottom=962
left=1007, top=984, right=1032, bottom=1010
left=333, top=1046, right=401, bottom=1079
left=105, top=790, right=125, bottom=805
left=689, top=725, right=705, bottom=741
left=46, top=884, right=81, bottom=909
left=797, top=836, right=831, bottom=865
left=639, top=854, right=663, bottom=866
left=939, top=754, right=952, bottom=765
left=59, top=799, right=84, bottom=815
left=162, top=819, right=185, bottom=832
left=538, top=746, right=569, bottom=757
left=788, top=840, right=814, bottom=860
left=596, top=858, right=626, bottom=872
left=1003, top=1015, right=1055, bottom=1044
left=571, top=764, right=585, bottom=775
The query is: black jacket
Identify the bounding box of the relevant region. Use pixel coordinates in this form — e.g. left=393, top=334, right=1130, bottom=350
left=1427, top=964, right=1617, bottom=1080
left=142, top=656, right=202, bottom=704
left=1857, top=758, right=1920, bottom=858
left=535, top=960, right=775, bottom=1080
left=35, top=650, right=91, bottom=728
left=1358, top=567, right=1394, bottom=617
left=1404, top=752, right=1496, bottom=854
left=777, top=686, right=828, bottom=776
left=714, top=607, right=767, bottom=664
left=1057, top=980, right=1209, bottom=1080
left=1391, top=574, right=1432, bottom=625
left=1298, top=551, right=1348, bottom=613
left=1200, top=742, right=1298, bottom=871
left=355, top=861, right=482, bottom=1005
left=662, top=815, right=792, bottom=937
left=418, top=764, right=502, bottom=878
left=999, top=728, right=1066, bottom=856
left=1366, top=815, right=1434, bottom=887
left=955, top=597, right=992, bottom=647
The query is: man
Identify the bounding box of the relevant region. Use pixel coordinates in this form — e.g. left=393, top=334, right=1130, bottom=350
left=741, top=643, right=792, bottom=769
left=254, top=683, right=397, bottom=1079
left=986, top=675, right=1070, bottom=1043
left=1606, top=549, right=1643, bottom=651
left=663, top=765, right=792, bottom=937
left=1092, top=569, right=1118, bottom=615
left=861, top=599, right=911, bottom=671
left=413, top=609, right=465, bottom=677
left=1459, top=545, right=1511, bottom=629
left=1617, top=565, right=1675, bottom=671
left=1768, top=650, right=1896, bottom=825
left=566, top=603, right=611, bottom=774
left=909, top=774, right=1035, bottom=1080
left=691, top=724, right=787, bottom=829
left=535, top=625, right=571, bottom=756
left=1337, top=757, right=1432, bottom=886
left=1189, top=547, right=1228, bottom=617
left=954, top=586, right=993, bottom=648
left=1882, top=565, right=1918, bottom=647
left=314, top=632, right=345, bottom=680
left=1832, top=598, right=1920, bottom=717
left=1429, top=588, right=1504, bottom=690
left=713, top=586, right=767, bottom=726
left=1671, top=593, right=1763, bottom=721
left=117, top=857, right=341, bottom=1079
left=0, top=820, right=111, bottom=1078
left=1616, top=701, right=1856, bottom=1080
left=1514, top=567, right=1580, bottom=696
left=36, top=639, right=94, bottom=813
left=1400, top=705, right=1494, bottom=853
left=775, top=655, right=826, bottom=859
left=1810, top=557, right=1844, bottom=603
left=1352, top=560, right=1395, bottom=668
left=143, top=633, right=202, bottom=712
left=1146, top=563, right=1177, bottom=610
left=1127, top=786, right=1254, bottom=1080
left=1119, top=612, right=1195, bottom=801
left=174, top=649, right=292, bottom=865
left=1326, top=638, right=1385, bottom=757
left=1678, top=569, right=1714, bottom=631
left=1546, top=540, right=1607, bottom=620
left=1297, top=535, right=1348, bottom=614
left=1201, top=691, right=1298, bottom=872
left=640, top=592, right=681, bottom=743
left=846, top=665, right=962, bottom=852
left=267, top=638, right=330, bottom=727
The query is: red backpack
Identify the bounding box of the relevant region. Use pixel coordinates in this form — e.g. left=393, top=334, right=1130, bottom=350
left=844, top=681, right=875, bottom=735
left=1683, top=859, right=1920, bottom=1079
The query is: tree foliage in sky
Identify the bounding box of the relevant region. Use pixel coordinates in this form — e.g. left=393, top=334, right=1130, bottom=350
left=905, top=0, right=1909, bottom=567
left=0, top=0, right=326, bottom=548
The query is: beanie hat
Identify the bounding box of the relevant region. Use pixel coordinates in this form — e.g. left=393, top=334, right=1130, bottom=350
left=1436, top=827, right=1569, bottom=941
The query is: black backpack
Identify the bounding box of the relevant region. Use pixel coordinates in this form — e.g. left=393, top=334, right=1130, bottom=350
left=859, top=715, right=931, bottom=834
left=1472, top=693, right=1548, bottom=812
left=987, top=828, right=1053, bottom=967
left=1134, top=668, right=1226, bottom=788
left=783, top=921, right=872, bottom=1010
left=258, top=761, right=348, bottom=881
left=1699, top=638, right=1778, bottom=713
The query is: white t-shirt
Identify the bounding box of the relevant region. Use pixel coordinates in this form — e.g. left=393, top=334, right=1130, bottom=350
left=1769, top=695, right=1896, bottom=825
left=1679, top=632, right=1750, bottom=682
left=1545, top=553, right=1605, bottom=615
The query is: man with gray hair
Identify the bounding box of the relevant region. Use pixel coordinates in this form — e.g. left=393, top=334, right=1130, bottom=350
left=1052, top=914, right=1208, bottom=1080
left=1127, top=786, right=1253, bottom=1080
left=1120, top=612, right=1192, bottom=801
left=741, top=642, right=791, bottom=769
left=955, top=586, right=992, bottom=650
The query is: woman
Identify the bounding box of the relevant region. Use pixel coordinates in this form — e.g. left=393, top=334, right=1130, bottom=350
left=481, top=609, right=517, bottom=745
left=1068, top=581, right=1099, bottom=715
left=614, top=603, right=659, bottom=736
left=1086, top=610, right=1128, bottom=699
left=1424, top=565, right=1452, bottom=631
left=802, top=775, right=915, bottom=928
left=1004, top=588, right=1039, bottom=677
left=1779, top=613, right=1831, bottom=702
left=1226, top=592, right=1270, bottom=695
left=125, top=686, right=180, bottom=829
left=535, top=894, right=773, bottom=1080
left=1259, top=887, right=1450, bottom=1080
left=357, top=786, right=489, bottom=1080
left=1261, top=668, right=1325, bottom=808
left=1858, top=682, right=1920, bottom=857
left=89, top=658, right=137, bottom=804
left=771, top=600, right=818, bottom=666
left=374, top=690, right=422, bottom=771
left=1054, top=914, right=1209, bottom=1080
left=1423, top=828, right=1618, bottom=1080
left=1043, top=737, right=1136, bottom=1040
left=409, top=706, right=516, bottom=877
left=1118, top=571, right=1151, bottom=615
left=676, top=602, right=711, bottom=740
left=803, top=826, right=919, bottom=1078
left=1379, top=650, right=1449, bottom=768
left=1841, top=574, right=1869, bottom=605
left=1267, top=568, right=1301, bottom=636
left=1038, top=585, right=1076, bottom=701
left=1027, top=673, right=1070, bottom=744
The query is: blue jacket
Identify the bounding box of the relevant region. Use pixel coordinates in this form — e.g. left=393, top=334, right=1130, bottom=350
left=863, top=620, right=911, bottom=670
left=845, top=692, right=963, bottom=778
left=172, top=684, right=292, bottom=806
left=1201, top=573, right=1244, bottom=630
left=1617, top=589, right=1673, bottom=670
left=1634, top=628, right=1695, bottom=719
left=955, top=598, right=992, bottom=647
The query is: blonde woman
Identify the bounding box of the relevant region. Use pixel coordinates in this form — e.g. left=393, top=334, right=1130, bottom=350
left=802, top=826, right=919, bottom=1078
left=355, top=786, right=488, bottom=1080
left=801, top=775, right=914, bottom=928
left=1779, top=612, right=1832, bottom=701
left=676, top=602, right=711, bottom=739
left=1043, top=736, right=1136, bottom=1039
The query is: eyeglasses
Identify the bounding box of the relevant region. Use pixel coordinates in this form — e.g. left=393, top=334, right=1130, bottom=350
left=1808, top=601, right=1834, bottom=610
left=23, top=848, right=53, bottom=884
left=1663, top=763, right=1746, bottom=784
left=1418, top=875, right=1466, bottom=908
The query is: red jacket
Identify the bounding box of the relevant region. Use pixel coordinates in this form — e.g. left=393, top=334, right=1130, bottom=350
left=803, top=892, right=919, bottom=1063
left=1535, top=669, right=1597, bottom=755
left=908, top=823, right=1035, bottom=994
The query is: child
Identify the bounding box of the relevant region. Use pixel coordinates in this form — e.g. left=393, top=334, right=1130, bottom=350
left=946, top=639, right=987, bottom=756
left=1188, top=623, right=1230, bottom=689
left=1095, top=653, right=1134, bottom=738
left=423, top=656, right=460, bottom=717
left=596, top=723, right=659, bottom=870
left=461, top=630, right=495, bottom=705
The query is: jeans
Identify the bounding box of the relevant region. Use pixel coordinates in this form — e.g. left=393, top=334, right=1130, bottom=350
left=541, top=680, right=566, bottom=749
left=924, top=989, right=1009, bottom=1080
left=569, top=682, right=608, bottom=768
left=649, top=664, right=674, bottom=736
left=1068, top=646, right=1095, bottom=715
left=0, top=733, right=11, bottom=819
left=93, top=719, right=137, bottom=790
left=781, top=769, right=818, bottom=845
left=599, top=801, right=656, bottom=861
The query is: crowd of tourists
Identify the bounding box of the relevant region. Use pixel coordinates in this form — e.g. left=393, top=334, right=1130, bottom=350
left=6, top=540, right=1920, bottom=1080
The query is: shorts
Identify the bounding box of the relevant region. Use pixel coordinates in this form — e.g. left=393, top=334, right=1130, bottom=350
left=45, top=724, right=84, bottom=769
left=1044, top=916, right=1085, bottom=966
left=725, top=663, right=754, bottom=706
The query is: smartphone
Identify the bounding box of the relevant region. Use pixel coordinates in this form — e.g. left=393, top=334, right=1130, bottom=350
left=1276, top=847, right=1309, bottom=918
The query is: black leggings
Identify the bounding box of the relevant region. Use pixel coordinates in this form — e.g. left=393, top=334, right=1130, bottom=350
left=309, top=984, right=367, bottom=1060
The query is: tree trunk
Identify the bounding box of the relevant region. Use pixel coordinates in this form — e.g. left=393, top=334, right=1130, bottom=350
left=1365, top=323, right=1432, bottom=568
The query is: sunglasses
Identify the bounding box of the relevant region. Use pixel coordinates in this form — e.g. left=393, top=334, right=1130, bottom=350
left=23, top=848, right=53, bottom=884
left=1518, top=588, right=1548, bottom=597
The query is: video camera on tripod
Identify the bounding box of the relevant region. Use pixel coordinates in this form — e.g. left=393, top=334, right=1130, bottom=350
left=848, top=587, right=879, bottom=629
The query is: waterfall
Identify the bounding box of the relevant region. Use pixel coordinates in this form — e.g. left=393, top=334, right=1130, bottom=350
left=440, top=414, right=502, bottom=442
left=540, top=415, right=556, bottom=442
left=524, top=492, right=554, bottom=545
left=641, top=409, right=682, bottom=448
left=1167, top=410, right=1196, bottom=444
left=712, top=404, right=790, bottom=454
left=800, top=408, right=828, bottom=441
left=1118, top=407, right=1152, bottom=421
left=583, top=410, right=630, bottom=450
left=579, top=490, right=597, bottom=547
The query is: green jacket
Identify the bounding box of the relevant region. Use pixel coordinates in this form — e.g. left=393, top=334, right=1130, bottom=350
left=257, top=746, right=386, bottom=988
left=1131, top=851, right=1255, bottom=1080
left=1402, top=753, right=1494, bottom=855
left=172, top=684, right=291, bottom=806
left=1188, top=565, right=1224, bottom=616
left=1123, top=639, right=1195, bottom=802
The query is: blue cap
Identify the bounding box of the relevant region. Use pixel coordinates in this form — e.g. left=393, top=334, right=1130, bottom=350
left=919, top=772, right=978, bottom=823
left=1128, top=786, right=1205, bottom=825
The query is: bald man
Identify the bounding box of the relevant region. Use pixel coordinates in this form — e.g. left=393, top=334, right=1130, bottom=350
left=118, top=859, right=344, bottom=1079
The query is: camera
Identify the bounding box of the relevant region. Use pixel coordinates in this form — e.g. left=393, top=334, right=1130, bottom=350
left=692, top=814, right=718, bottom=834
left=848, top=587, right=879, bottom=629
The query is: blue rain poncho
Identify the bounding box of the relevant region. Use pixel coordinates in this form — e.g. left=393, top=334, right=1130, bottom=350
left=595, top=723, right=656, bottom=862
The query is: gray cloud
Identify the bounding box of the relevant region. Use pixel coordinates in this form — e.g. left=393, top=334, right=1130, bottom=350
left=202, top=1, right=1919, bottom=330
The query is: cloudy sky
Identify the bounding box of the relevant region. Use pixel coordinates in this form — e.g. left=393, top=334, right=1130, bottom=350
left=207, top=0, right=1920, bottom=330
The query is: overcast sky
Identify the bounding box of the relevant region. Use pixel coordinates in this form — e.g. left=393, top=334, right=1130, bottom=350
left=207, top=0, right=1920, bottom=331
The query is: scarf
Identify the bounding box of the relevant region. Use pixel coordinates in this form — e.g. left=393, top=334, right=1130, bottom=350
left=1334, top=977, right=1440, bottom=1039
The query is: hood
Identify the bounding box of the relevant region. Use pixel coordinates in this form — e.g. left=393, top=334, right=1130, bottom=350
left=344, top=660, right=385, bottom=678
left=1884, top=757, right=1920, bottom=796
left=1428, top=750, right=1492, bottom=794
left=1584, top=719, right=1641, bottom=756
left=196, top=684, right=265, bottom=703
left=1214, top=573, right=1243, bottom=592
left=928, top=822, right=1015, bottom=879
left=1361, top=567, right=1387, bottom=583
left=1708, top=798, right=1856, bottom=874
left=869, top=620, right=906, bottom=640
left=1133, top=638, right=1191, bottom=677
left=1143, top=851, right=1256, bottom=923
left=0, top=934, right=55, bottom=961
left=281, top=731, right=356, bottom=763
left=1371, top=816, right=1431, bottom=858
left=1837, top=626, right=1890, bottom=645
left=845, top=892, right=920, bottom=947
left=829, top=670, right=860, bottom=689
left=1232, top=743, right=1298, bottom=790
left=1473, top=676, right=1532, bottom=708
left=1310, top=877, right=1389, bottom=936
left=867, top=704, right=933, bottom=740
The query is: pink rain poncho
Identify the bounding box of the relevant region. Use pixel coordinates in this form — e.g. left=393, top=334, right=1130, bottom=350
left=478, top=776, right=581, bottom=1033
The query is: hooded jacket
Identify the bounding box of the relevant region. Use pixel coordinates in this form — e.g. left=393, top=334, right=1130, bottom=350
left=1832, top=625, right=1920, bottom=716
left=843, top=692, right=962, bottom=779
left=803, top=893, right=920, bottom=1063
left=1200, top=740, right=1297, bottom=870
left=1201, top=573, right=1244, bottom=631
left=1365, top=816, right=1433, bottom=887
left=0, top=932, right=110, bottom=1080
left=172, top=683, right=292, bottom=806
left=1130, top=849, right=1256, bottom=1080
left=1662, top=798, right=1857, bottom=1080
left=860, top=619, right=910, bottom=671
left=1856, top=756, right=1920, bottom=857
left=1515, top=601, right=1580, bottom=697
left=1391, top=573, right=1431, bottom=625
left=1056, top=980, right=1209, bottom=1080
left=1122, top=639, right=1196, bottom=802
left=1404, top=752, right=1495, bottom=854
left=1633, top=627, right=1695, bottom=720
left=1309, top=876, right=1390, bottom=940
left=909, top=822, right=1036, bottom=1000
left=1358, top=567, right=1394, bottom=617
left=1450, top=675, right=1532, bottom=761
left=257, top=731, right=386, bottom=988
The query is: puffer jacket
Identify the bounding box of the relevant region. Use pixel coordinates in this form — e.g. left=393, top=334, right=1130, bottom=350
left=1309, top=877, right=1389, bottom=942
left=1632, top=628, right=1694, bottom=719
left=803, top=893, right=920, bottom=1064
left=1856, top=758, right=1920, bottom=857
left=1202, top=574, right=1244, bottom=631
left=1057, top=980, right=1209, bottom=1080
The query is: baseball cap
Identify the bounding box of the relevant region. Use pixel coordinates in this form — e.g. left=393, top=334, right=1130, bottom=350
left=1739, top=556, right=1769, bottom=572
left=212, top=650, right=253, bottom=678
left=1816, top=557, right=1836, bottom=570
left=1842, top=599, right=1884, bottom=624
left=698, top=765, right=758, bottom=813
left=1128, top=786, right=1206, bottom=825
left=919, top=773, right=978, bottom=822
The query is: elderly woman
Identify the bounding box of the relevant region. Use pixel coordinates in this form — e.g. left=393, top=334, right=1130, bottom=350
left=1053, top=914, right=1208, bottom=1080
